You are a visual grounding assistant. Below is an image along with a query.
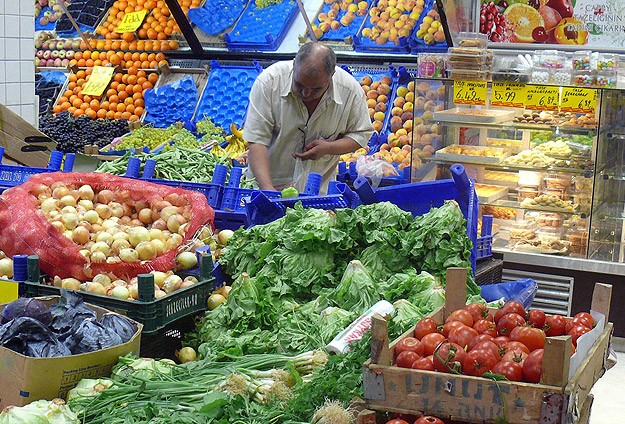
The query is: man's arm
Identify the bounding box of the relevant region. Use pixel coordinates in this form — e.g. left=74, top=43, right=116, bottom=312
left=292, top=136, right=360, bottom=161
left=248, top=142, right=276, bottom=191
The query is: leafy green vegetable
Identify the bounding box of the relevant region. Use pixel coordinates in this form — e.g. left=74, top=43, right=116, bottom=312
left=328, top=260, right=379, bottom=312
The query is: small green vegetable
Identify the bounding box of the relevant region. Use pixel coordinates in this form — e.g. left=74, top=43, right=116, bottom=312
left=281, top=187, right=299, bottom=198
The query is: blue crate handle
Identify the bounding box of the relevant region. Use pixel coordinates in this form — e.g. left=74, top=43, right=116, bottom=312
left=481, top=215, right=493, bottom=237
left=353, top=175, right=379, bottom=204
left=63, top=153, right=76, bottom=172
left=126, top=156, right=142, bottom=178
left=246, top=191, right=287, bottom=226
left=0, top=146, right=4, bottom=160
left=143, top=159, right=157, bottom=179
left=228, top=167, right=243, bottom=187
left=48, top=150, right=63, bottom=171
left=212, top=164, right=228, bottom=186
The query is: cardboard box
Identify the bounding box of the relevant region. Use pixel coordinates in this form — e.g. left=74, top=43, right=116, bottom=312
left=0, top=104, right=57, bottom=167
left=0, top=296, right=142, bottom=409
left=363, top=268, right=613, bottom=424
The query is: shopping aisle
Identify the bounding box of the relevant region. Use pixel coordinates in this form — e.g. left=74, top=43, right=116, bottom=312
left=590, top=350, right=625, bottom=423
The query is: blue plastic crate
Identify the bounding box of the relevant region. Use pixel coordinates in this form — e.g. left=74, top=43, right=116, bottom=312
left=477, top=215, right=493, bottom=259
left=311, top=0, right=373, bottom=43
left=225, top=0, right=298, bottom=51
left=214, top=209, right=250, bottom=230
left=336, top=160, right=411, bottom=186
left=194, top=60, right=262, bottom=133
left=221, top=187, right=282, bottom=212
left=188, top=0, right=248, bottom=35
left=0, top=148, right=75, bottom=191
left=408, top=0, right=449, bottom=54
left=35, top=6, right=55, bottom=31
left=144, top=76, right=199, bottom=128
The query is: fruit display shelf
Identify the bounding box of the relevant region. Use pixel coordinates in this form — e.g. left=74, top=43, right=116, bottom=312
left=352, top=0, right=429, bottom=54
left=408, top=0, right=448, bottom=54
left=224, top=0, right=299, bottom=51
left=54, top=0, right=115, bottom=37
left=143, top=65, right=209, bottom=128
left=300, top=0, right=374, bottom=51
left=187, top=0, right=248, bottom=48
left=35, top=5, right=56, bottom=31
left=193, top=60, right=263, bottom=134
left=35, top=70, right=68, bottom=116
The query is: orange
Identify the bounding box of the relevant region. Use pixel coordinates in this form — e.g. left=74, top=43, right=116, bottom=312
left=118, top=83, right=127, bottom=93
left=121, top=111, right=132, bottom=120
left=109, top=95, right=119, bottom=104
left=142, top=81, right=153, bottom=90
left=53, top=105, right=62, bottom=114
left=131, top=52, right=141, bottom=62
left=83, top=95, right=92, bottom=103
left=118, top=90, right=129, bottom=101
left=68, top=81, right=77, bottom=90
left=129, top=114, right=139, bottom=121
left=85, top=59, right=95, bottom=67
left=109, top=54, right=122, bottom=66
left=124, top=96, right=134, bottom=105
left=109, top=102, right=119, bottom=111
left=100, top=101, right=110, bottom=110
left=133, top=84, right=144, bottom=94
left=137, top=28, right=148, bottom=39
left=106, top=110, right=116, bottom=119
left=141, top=61, right=151, bottom=69
left=134, top=98, right=144, bottom=108
left=127, top=75, right=138, bottom=85
left=140, top=52, right=149, bottom=62
left=127, top=66, right=139, bottom=76
left=134, top=106, right=144, bottom=116
left=155, top=52, right=165, bottom=62
left=110, top=81, right=119, bottom=91
left=126, top=104, right=135, bottom=114
left=86, top=109, right=97, bottom=119
left=504, top=4, right=544, bottom=43
left=114, top=73, right=123, bottom=82
left=72, top=98, right=82, bottom=108
left=94, top=59, right=103, bottom=67
left=74, top=109, right=85, bottom=117
left=97, top=108, right=107, bottom=119
left=148, top=73, right=158, bottom=84
left=116, top=103, right=126, bottom=112
left=114, top=111, right=123, bottom=119
left=123, top=52, right=133, bottom=62
left=90, top=99, right=100, bottom=110
left=121, top=74, right=129, bottom=84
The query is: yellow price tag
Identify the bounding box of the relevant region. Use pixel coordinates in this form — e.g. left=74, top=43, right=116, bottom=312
left=560, top=87, right=597, bottom=114
left=525, top=85, right=560, bottom=111
left=0, top=279, right=19, bottom=303
left=81, top=66, right=115, bottom=97
left=115, top=10, right=147, bottom=33
left=453, top=80, right=487, bottom=106
left=491, top=82, right=526, bottom=108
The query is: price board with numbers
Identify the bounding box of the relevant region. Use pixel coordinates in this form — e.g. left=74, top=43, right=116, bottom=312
left=560, top=87, right=597, bottom=114
left=81, top=66, right=115, bottom=97
left=115, top=10, right=148, bottom=33
left=525, top=85, right=560, bottom=111
left=453, top=80, right=487, bottom=106
left=491, top=82, right=526, bottom=108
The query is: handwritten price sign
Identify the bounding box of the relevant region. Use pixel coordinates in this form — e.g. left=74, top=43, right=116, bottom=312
left=453, top=80, right=487, bottom=106
left=115, top=10, right=147, bottom=33
left=81, top=66, right=115, bottom=97
left=561, top=87, right=597, bottom=114
left=492, top=82, right=526, bottom=108
left=525, top=85, right=560, bottom=111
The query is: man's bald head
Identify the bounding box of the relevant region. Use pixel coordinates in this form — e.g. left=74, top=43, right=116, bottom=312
left=294, top=42, right=337, bottom=78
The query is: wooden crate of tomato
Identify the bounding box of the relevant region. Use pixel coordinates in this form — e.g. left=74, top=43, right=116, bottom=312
left=362, top=268, right=613, bottom=424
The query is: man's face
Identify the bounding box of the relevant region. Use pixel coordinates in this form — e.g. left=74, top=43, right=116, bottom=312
left=292, top=64, right=332, bottom=103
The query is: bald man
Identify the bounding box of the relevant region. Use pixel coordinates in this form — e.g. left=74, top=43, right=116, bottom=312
left=244, top=42, right=374, bottom=194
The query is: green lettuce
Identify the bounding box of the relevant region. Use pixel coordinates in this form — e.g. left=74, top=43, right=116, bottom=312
left=328, top=260, right=379, bottom=312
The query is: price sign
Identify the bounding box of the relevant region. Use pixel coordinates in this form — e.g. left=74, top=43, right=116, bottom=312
left=492, top=82, right=526, bottom=108
left=453, top=80, right=487, bottom=106
left=81, top=66, right=115, bottom=97
left=0, top=279, right=18, bottom=303
left=115, top=10, right=147, bottom=33
left=560, top=87, right=597, bottom=114
left=525, top=85, right=560, bottom=111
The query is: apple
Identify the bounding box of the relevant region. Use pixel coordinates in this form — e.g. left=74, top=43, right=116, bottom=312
left=42, top=40, right=50, bottom=50
left=40, top=16, right=49, bottom=26
left=72, top=40, right=81, bottom=50
left=58, top=50, right=66, bottom=59
left=65, top=50, right=75, bottom=59
left=61, top=58, right=69, bottom=67
left=45, top=58, right=56, bottom=67
left=44, top=10, right=52, bottom=17
left=51, top=50, right=59, bottom=59
left=43, top=50, right=51, bottom=59
left=63, top=40, right=72, bottom=49
left=53, top=58, right=62, bottom=67
left=36, top=50, right=45, bottom=59
left=547, top=0, right=573, bottom=19
left=34, top=57, right=41, bottom=67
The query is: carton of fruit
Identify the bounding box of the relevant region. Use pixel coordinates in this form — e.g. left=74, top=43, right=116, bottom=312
left=433, top=107, right=517, bottom=124
left=433, top=144, right=511, bottom=165
left=362, top=267, right=613, bottom=424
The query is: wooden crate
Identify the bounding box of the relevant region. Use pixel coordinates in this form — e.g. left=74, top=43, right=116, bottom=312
left=363, top=268, right=613, bottom=424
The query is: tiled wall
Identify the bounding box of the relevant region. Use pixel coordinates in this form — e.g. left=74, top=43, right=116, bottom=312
left=0, top=1, right=36, bottom=125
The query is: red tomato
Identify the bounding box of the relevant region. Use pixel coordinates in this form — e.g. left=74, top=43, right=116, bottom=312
left=574, top=312, right=594, bottom=329
left=510, top=326, right=546, bottom=352
left=502, top=341, right=530, bottom=355
left=568, top=325, right=591, bottom=347
left=446, top=309, right=474, bottom=327
left=395, top=351, right=421, bottom=368
left=433, top=341, right=467, bottom=374
left=544, top=314, right=567, bottom=336
left=448, top=325, right=479, bottom=350
left=385, top=420, right=410, bottom=424
left=492, top=360, right=524, bottom=382
left=473, top=319, right=497, bottom=337
left=523, top=349, right=544, bottom=383
left=468, top=333, right=494, bottom=351
left=501, top=349, right=528, bottom=364
left=421, top=333, right=446, bottom=356
left=465, top=302, right=493, bottom=323
left=496, top=313, right=526, bottom=336
left=527, top=309, right=546, bottom=328
left=494, top=301, right=526, bottom=323
left=411, top=355, right=435, bottom=371
left=414, top=317, right=439, bottom=340
left=493, top=336, right=510, bottom=348
left=394, top=337, right=425, bottom=357
left=441, top=320, right=466, bottom=337
left=565, top=317, right=591, bottom=334
left=414, top=416, right=445, bottom=424
left=464, top=348, right=499, bottom=377
left=471, top=340, right=501, bottom=359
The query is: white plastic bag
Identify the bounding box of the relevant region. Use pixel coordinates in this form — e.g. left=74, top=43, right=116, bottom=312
left=355, top=155, right=399, bottom=187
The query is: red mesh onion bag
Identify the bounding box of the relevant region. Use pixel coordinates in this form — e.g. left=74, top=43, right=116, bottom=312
left=0, top=172, right=214, bottom=281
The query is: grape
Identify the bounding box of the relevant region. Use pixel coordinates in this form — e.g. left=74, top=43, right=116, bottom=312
left=116, top=125, right=181, bottom=151
left=195, top=116, right=226, bottom=144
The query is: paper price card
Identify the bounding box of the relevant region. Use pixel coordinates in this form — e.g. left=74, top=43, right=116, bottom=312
left=492, top=82, right=526, bottom=108
left=115, top=10, right=147, bottom=33
left=81, top=66, right=115, bottom=97
left=560, top=87, right=597, bottom=114
left=0, top=279, right=18, bottom=303
left=525, top=85, right=560, bottom=111
left=453, top=80, right=487, bottom=106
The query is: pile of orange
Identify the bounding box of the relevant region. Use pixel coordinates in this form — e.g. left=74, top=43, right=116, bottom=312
left=68, top=50, right=169, bottom=70
left=78, top=38, right=179, bottom=52
left=52, top=67, right=158, bottom=121
left=97, top=0, right=201, bottom=42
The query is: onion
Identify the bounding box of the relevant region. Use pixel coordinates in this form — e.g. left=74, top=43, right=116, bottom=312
left=197, top=226, right=214, bottom=243
left=128, top=227, right=150, bottom=247
left=112, top=231, right=129, bottom=241
left=217, top=229, right=235, bottom=246
left=59, top=195, right=77, bottom=207
left=52, top=185, right=70, bottom=199
left=61, top=278, right=81, bottom=290
left=180, top=280, right=195, bottom=289
left=110, top=202, right=125, bottom=218
left=61, top=213, right=79, bottom=230
left=83, top=209, right=100, bottom=224
left=162, top=275, right=183, bottom=294
left=93, top=273, right=111, bottom=287
left=106, top=256, right=121, bottom=264
left=63, top=230, right=73, bottom=239
left=96, top=232, right=114, bottom=245
left=119, top=248, right=139, bottom=263
left=102, top=219, right=118, bottom=230
left=61, top=205, right=77, bottom=214
left=184, top=276, right=198, bottom=284
left=207, top=293, right=226, bottom=310
left=106, top=225, right=123, bottom=235
left=167, top=214, right=183, bottom=233
left=91, top=241, right=111, bottom=255
left=176, top=252, right=198, bottom=270
left=90, top=251, right=106, bottom=263
left=152, top=200, right=172, bottom=213
left=111, top=285, right=130, bottom=300
left=32, top=184, right=51, bottom=197
left=160, top=206, right=180, bottom=222
left=112, top=279, right=127, bottom=287
left=177, top=346, right=197, bottom=363
left=135, top=201, right=149, bottom=212
left=48, top=210, right=61, bottom=220
left=78, top=199, right=94, bottom=210
left=151, top=239, right=165, bottom=255
left=90, top=224, right=102, bottom=233
left=85, top=282, right=106, bottom=295
left=151, top=271, right=168, bottom=288
left=95, top=204, right=112, bottom=219
left=151, top=218, right=167, bottom=231
left=128, top=284, right=138, bottom=300
left=136, top=241, right=157, bottom=261
left=155, top=290, right=167, bottom=299
left=40, top=197, right=58, bottom=213
left=138, top=208, right=153, bottom=224
left=78, top=185, right=95, bottom=200
left=72, top=226, right=91, bottom=245
left=79, top=249, right=90, bottom=259
left=148, top=228, right=164, bottom=241
left=166, top=233, right=183, bottom=251
left=111, top=239, right=131, bottom=255
left=178, top=223, right=189, bottom=237
left=97, top=189, right=115, bottom=204
left=50, top=220, right=65, bottom=232
left=164, top=193, right=187, bottom=207
left=0, top=258, right=13, bottom=278
left=119, top=216, right=132, bottom=225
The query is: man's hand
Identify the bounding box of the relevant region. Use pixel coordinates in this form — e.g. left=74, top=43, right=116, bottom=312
left=292, top=139, right=328, bottom=161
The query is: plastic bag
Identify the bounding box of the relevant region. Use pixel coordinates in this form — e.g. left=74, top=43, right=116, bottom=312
left=480, top=278, right=538, bottom=309
left=356, top=155, right=399, bottom=187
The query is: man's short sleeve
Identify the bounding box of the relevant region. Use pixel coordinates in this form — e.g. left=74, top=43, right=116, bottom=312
left=244, top=73, right=275, bottom=147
